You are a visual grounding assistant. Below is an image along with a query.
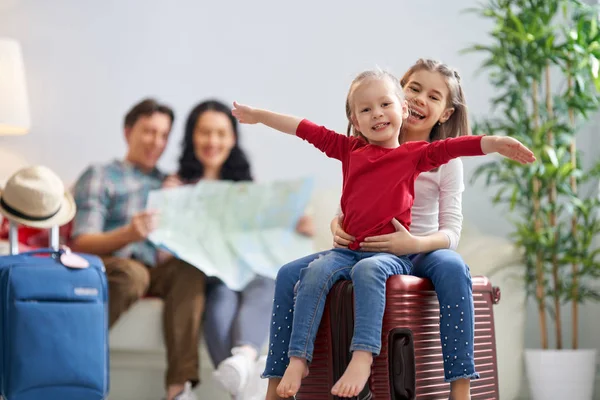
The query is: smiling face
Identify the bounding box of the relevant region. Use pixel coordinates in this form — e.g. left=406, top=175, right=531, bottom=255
left=124, top=112, right=172, bottom=172
left=402, top=69, right=455, bottom=141
left=350, top=77, right=409, bottom=148
left=192, top=110, right=236, bottom=176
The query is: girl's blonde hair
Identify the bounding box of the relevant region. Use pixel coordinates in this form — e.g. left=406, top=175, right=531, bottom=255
left=345, top=68, right=405, bottom=139
left=400, top=58, right=470, bottom=141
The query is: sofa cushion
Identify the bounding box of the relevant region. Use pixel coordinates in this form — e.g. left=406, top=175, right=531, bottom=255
left=109, top=298, right=166, bottom=351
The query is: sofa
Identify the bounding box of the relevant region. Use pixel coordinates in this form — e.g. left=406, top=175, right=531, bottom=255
left=0, top=187, right=527, bottom=400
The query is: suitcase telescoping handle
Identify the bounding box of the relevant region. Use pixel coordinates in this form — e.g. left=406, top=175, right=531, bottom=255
left=8, top=220, right=60, bottom=255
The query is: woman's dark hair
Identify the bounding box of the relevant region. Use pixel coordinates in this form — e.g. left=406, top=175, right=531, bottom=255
left=177, top=99, right=253, bottom=182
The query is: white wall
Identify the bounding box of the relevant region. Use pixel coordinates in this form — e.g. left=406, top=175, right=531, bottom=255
left=0, top=1, right=498, bottom=183
left=1, top=0, right=599, bottom=395
left=0, top=0, right=525, bottom=232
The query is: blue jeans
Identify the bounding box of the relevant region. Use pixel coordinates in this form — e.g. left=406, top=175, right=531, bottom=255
left=288, top=249, right=412, bottom=361
left=262, top=251, right=326, bottom=378
left=410, top=250, right=479, bottom=382
left=203, top=276, right=275, bottom=367
left=261, top=249, right=411, bottom=377
left=262, top=248, right=479, bottom=383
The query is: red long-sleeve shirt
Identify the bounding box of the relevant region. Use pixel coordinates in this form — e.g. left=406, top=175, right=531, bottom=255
left=296, top=119, right=485, bottom=250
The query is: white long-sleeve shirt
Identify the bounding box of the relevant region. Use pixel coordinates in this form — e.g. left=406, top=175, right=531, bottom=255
left=410, top=158, right=464, bottom=250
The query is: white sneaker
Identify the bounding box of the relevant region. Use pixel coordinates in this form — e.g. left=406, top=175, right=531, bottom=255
left=237, top=355, right=268, bottom=400
left=213, top=349, right=254, bottom=396
left=171, top=381, right=197, bottom=400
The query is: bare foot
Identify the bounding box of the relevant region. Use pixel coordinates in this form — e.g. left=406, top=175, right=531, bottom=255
left=449, top=378, right=471, bottom=400
left=276, top=357, right=309, bottom=398
left=331, top=350, right=373, bottom=398
left=266, top=378, right=282, bottom=400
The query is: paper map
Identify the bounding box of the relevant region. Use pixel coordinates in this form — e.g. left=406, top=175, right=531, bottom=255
left=147, top=178, right=315, bottom=290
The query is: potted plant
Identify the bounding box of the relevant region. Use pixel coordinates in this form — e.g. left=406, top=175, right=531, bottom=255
left=463, top=0, right=600, bottom=398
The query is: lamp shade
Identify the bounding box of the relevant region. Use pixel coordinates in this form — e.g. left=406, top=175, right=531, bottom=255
left=0, top=38, right=30, bottom=135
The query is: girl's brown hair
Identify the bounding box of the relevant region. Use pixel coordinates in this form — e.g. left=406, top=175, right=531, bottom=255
left=400, top=58, right=470, bottom=142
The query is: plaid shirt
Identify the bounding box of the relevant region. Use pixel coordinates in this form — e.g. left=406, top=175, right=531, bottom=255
left=72, top=159, right=165, bottom=267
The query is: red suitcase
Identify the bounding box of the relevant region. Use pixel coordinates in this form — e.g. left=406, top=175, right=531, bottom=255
left=296, top=275, right=501, bottom=400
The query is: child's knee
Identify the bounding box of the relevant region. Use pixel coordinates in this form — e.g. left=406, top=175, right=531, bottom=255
left=439, top=258, right=470, bottom=283
left=298, top=264, right=326, bottom=287
left=350, top=258, right=384, bottom=280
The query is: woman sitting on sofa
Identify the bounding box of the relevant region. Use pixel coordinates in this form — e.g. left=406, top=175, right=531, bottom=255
left=163, top=99, right=314, bottom=398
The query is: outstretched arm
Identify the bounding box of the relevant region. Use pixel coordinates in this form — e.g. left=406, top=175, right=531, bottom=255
left=481, top=136, right=536, bottom=164
left=232, top=101, right=302, bottom=135
left=232, top=101, right=354, bottom=161
left=416, top=135, right=535, bottom=172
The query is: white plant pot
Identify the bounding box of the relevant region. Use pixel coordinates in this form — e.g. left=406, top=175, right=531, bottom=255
left=525, top=348, right=597, bottom=400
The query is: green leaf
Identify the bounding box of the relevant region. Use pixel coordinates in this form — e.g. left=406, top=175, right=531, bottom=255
left=569, top=30, right=578, bottom=41
left=508, top=8, right=527, bottom=36
left=591, top=12, right=598, bottom=38
left=543, top=146, right=559, bottom=167
left=576, top=74, right=587, bottom=92
left=510, top=186, right=520, bottom=210
left=592, top=55, right=600, bottom=91
left=591, top=55, right=600, bottom=79
left=571, top=197, right=586, bottom=211
left=460, top=44, right=495, bottom=55
left=557, top=163, right=575, bottom=179
left=545, top=34, right=556, bottom=51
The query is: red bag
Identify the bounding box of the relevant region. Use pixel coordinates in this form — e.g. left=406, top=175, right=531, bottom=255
left=296, top=275, right=501, bottom=400
left=0, top=218, right=72, bottom=248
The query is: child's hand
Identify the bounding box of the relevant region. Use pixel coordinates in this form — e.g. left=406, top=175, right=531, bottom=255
left=232, top=102, right=301, bottom=135
left=232, top=101, right=260, bottom=124
left=483, top=136, right=536, bottom=164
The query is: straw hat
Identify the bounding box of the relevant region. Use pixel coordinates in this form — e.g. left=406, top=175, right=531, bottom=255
left=0, top=165, right=76, bottom=228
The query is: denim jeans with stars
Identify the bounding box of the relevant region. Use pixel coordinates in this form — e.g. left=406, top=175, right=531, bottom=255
left=410, top=249, right=479, bottom=382
left=261, top=251, right=326, bottom=379
left=261, top=248, right=479, bottom=383
left=262, top=249, right=412, bottom=376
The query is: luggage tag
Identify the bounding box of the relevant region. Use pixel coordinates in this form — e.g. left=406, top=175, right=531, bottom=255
left=58, top=246, right=90, bottom=269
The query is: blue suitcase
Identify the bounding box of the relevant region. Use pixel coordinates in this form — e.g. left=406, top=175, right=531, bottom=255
left=0, top=223, right=109, bottom=400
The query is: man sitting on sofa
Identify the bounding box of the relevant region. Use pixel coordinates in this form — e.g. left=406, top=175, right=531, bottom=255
left=71, top=98, right=205, bottom=400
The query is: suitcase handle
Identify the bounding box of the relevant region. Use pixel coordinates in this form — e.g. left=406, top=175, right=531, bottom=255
left=19, top=247, right=66, bottom=257
left=388, top=328, right=416, bottom=400
left=8, top=220, right=60, bottom=255
left=17, top=246, right=90, bottom=269
left=492, top=286, right=501, bottom=304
